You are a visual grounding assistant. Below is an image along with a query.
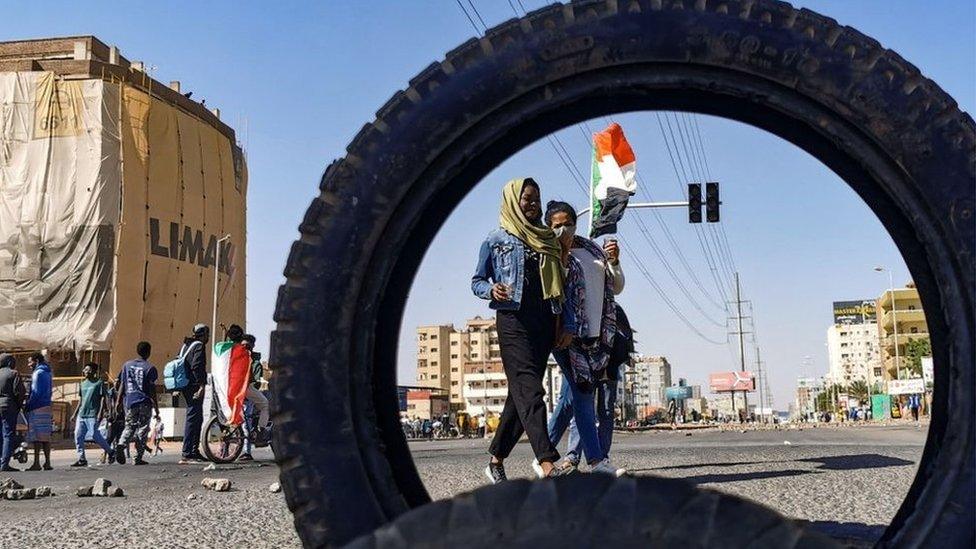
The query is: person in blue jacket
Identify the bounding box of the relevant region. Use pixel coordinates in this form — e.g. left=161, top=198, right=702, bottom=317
left=472, top=178, right=571, bottom=483
left=25, top=352, right=53, bottom=471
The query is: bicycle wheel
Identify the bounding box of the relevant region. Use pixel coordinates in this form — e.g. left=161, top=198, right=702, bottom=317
left=202, top=415, right=244, bottom=464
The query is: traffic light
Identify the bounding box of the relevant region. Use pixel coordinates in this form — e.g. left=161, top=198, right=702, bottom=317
left=706, top=181, right=720, bottom=222
left=688, top=183, right=702, bottom=223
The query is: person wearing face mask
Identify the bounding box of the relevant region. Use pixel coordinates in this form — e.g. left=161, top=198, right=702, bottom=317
left=540, top=200, right=625, bottom=476
left=471, top=178, right=572, bottom=483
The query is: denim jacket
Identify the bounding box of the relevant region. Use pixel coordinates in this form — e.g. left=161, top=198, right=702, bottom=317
left=471, top=229, right=562, bottom=313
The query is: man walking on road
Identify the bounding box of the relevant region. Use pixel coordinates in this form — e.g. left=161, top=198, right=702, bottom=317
left=180, top=324, right=209, bottom=464
left=70, top=363, right=115, bottom=467
left=115, top=342, right=160, bottom=465
left=0, top=353, right=26, bottom=472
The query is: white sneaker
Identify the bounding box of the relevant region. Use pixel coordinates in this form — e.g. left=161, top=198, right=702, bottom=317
left=591, top=458, right=626, bottom=477
left=531, top=458, right=545, bottom=479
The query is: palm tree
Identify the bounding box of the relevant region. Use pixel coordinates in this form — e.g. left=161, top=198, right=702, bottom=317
left=849, top=380, right=869, bottom=405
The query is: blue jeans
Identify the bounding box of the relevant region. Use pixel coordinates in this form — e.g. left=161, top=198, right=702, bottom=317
left=564, top=379, right=618, bottom=464
left=75, top=417, right=112, bottom=460
left=547, top=350, right=603, bottom=464
left=0, top=407, right=17, bottom=468
left=242, top=400, right=254, bottom=454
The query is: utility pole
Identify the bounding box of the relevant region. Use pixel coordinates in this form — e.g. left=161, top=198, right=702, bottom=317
left=735, top=272, right=748, bottom=420
left=755, top=346, right=766, bottom=423
left=762, top=361, right=774, bottom=420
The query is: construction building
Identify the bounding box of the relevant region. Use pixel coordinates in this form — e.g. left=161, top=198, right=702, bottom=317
left=0, top=36, right=247, bottom=379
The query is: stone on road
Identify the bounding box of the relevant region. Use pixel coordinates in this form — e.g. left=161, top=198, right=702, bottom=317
left=3, top=487, right=36, bottom=500
left=93, top=478, right=112, bottom=497
left=201, top=477, right=232, bottom=492
left=0, top=425, right=923, bottom=547
left=411, top=423, right=924, bottom=544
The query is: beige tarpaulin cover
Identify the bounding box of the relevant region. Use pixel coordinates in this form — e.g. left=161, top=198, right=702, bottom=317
left=112, top=83, right=246, bottom=374
left=0, top=71, right=246, bottom=375
left=0, top=72, right=120, bottom=350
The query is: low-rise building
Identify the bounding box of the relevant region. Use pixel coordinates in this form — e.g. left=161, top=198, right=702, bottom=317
left=461, top=359, right=506, bottom=416
left=405, top=389, right=450, bottom=420
left=708, top=393, right=736, bottom=419
left=629, top=355, right=672, bottom=410
left=794, top=376, right=824, bottom=418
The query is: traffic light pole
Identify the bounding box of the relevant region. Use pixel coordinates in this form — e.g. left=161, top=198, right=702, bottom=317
left=577, top=182, right=719, bottom=222
left=576, top=200, right=689, bottom=217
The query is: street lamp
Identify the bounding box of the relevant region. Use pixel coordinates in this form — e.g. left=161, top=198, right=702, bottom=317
left=212, top=234, right=231, bottom=339
left=874, top=266, right=900, bottom=381
left=860, top=300, right=874, bottom=418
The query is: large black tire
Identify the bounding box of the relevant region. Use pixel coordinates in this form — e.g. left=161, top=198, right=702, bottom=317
left=269, top=1, right=974, bottom=547
left=344, top=475, right=838, bottom=548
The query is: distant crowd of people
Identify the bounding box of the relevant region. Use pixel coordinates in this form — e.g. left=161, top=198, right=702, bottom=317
left=0, top=323, right=268, bottom=471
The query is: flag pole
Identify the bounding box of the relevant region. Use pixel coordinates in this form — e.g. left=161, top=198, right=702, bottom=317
left=588, top=145, right=594, bottom=237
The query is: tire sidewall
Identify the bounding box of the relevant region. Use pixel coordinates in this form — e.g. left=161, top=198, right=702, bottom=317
left=272, top=2, right=974, bottom=547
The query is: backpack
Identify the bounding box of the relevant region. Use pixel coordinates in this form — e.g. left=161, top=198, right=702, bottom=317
left=164, top=341, right=200, bottom=391
left=608, top=303, right=635, bottom=380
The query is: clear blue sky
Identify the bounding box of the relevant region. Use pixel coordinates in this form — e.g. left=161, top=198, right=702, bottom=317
left=4, top=1, right=973, bottom=408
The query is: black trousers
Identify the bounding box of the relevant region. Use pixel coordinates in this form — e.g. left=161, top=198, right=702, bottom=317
left=181, top=386, right=204, bottom=457
left=489, top=308, right=559, bottom=463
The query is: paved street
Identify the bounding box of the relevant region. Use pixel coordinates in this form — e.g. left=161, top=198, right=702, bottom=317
left=0, top=424, right=924, bottom=547
left=0, top=445, right=299, bottom=548
left=412, top=423, right=926, bottom=544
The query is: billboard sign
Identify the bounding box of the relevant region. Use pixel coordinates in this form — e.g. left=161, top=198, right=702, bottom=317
left=832, top=300, right=877, bottom=325
left=921, top=357, right=934, bottom=385
left=709, top=371, right=755, bottom=392
left=888, top=378, right=925, bottom=395
left=665, top=386, right=694, bottom=401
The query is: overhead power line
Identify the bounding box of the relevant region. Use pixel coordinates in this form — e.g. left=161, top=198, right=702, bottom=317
left=654, top=112, right=731, bottom=304
left=454, top=0, right=482, bottom=33
left=461, top=0, right=732, bottom=346
left=580, top=120, right=726, bottom=311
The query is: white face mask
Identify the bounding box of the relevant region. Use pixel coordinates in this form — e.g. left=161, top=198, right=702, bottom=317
left=553, top=223, right=576, bottom=240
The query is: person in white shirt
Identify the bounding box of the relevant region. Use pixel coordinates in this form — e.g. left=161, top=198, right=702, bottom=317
left=538, top=201, right=626, bottom=477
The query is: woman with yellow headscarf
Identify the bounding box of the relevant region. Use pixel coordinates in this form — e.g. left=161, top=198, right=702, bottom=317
left=471, top=178, right=573, bottom=482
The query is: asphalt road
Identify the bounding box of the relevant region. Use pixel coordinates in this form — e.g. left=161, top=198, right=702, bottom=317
left=411, top=423, right=925, bottom=544
left=0, top=423, right=925, bottom=547
left=0, top=445, right=297, bottom=548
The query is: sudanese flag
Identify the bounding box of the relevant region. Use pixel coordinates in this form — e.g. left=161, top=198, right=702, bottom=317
left=589, top=123, right=637, bottom=238
left=211, top=341, right=251, bottom=425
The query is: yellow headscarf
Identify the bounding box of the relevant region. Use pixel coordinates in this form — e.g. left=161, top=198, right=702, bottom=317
left=499, top=178, right=564, bottom=303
